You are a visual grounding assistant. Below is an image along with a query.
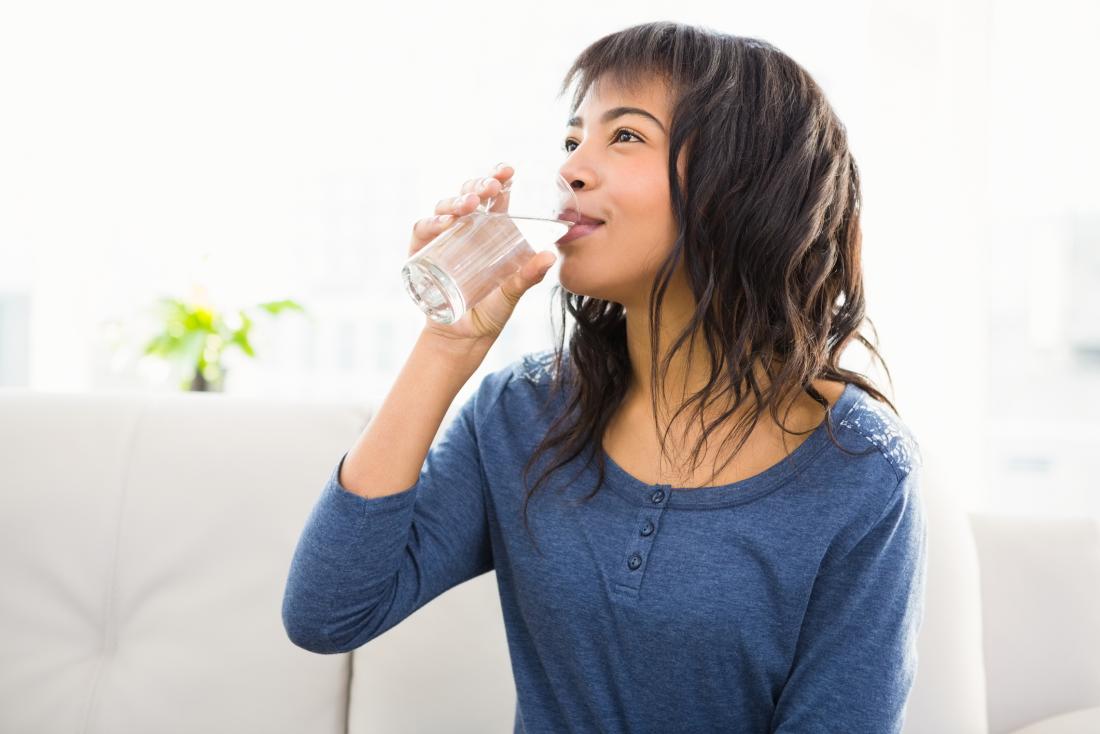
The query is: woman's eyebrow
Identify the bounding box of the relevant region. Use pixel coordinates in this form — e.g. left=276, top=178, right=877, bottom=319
left=566, top=106, right=667, bottom=135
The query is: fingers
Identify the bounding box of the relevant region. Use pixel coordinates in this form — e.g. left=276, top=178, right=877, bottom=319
left=410, top=213, right=456, bottom=250
left=434, top=191, right=479, bottom=218
left=481, top=163, right=514, bottom=214
left=437, top=179, right=494, bottom=216
left=433, top=163, right=514, bottom=216
left=466, top=163, right=513, bottom=196
left=413, top=163, right=515, bottom=257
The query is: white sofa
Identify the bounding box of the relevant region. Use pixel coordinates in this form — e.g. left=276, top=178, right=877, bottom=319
left=0, top=386, right=1097, bottom=733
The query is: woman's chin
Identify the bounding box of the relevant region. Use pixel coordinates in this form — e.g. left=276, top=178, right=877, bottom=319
left=552, top=265, right=615, bottom=302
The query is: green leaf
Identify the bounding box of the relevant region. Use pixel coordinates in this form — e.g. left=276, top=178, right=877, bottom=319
left=255, top=299, right=305, bottom=316
left=231, top=330, right=256, bottom=358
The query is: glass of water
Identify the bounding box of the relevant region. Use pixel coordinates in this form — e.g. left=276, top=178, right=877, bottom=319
left=401, top=162, right=579, bottom=325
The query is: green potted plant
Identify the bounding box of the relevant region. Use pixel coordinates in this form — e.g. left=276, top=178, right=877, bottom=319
left=141, top=291, right=307, bottom=392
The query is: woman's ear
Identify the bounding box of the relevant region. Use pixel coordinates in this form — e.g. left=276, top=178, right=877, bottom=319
left=674, top=134, right=693, bottom=194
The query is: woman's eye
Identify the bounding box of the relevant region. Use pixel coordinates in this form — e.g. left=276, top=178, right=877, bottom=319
left=613, top=129, right=642, bottom=144
left=562, top=128, right=642, bottom=153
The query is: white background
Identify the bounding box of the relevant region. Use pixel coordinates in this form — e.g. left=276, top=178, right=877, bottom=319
left=1, top=0, right=1097, bottom=517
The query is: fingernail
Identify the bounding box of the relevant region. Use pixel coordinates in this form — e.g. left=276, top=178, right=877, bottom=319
left=435, top=214, right=453, bottom=223
left=494, top=162, right=508, bottom=172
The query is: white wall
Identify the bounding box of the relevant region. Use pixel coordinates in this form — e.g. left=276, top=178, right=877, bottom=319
left=1, top=0, right=1096, bottom=515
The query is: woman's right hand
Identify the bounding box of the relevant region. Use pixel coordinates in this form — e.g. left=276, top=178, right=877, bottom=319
left=409, top=163, right=557, bottom=354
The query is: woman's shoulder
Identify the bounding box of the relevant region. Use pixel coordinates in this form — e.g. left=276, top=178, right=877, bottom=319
left=514, top=347, right=564, bottom=387
left=835, top=384, right=923, bottom=481
left=466, top=348, right=565, bottom=421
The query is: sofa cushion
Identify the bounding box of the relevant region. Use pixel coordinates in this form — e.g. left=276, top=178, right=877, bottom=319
left=970, top=513, right=1100, bottom=734
left=0, top=389, right=367, bottom=733
left=1008, top=706, right=1100, bottom=734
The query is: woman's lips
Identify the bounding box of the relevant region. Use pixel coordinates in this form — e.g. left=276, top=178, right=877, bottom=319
left=556, top=221, right=604, bottom=245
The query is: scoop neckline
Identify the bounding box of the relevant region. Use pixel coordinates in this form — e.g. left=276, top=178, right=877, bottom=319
left=597, top=381, right=863, bottom=509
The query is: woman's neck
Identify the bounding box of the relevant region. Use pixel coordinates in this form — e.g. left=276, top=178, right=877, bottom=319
left=621, top=294, right=816, bottom=435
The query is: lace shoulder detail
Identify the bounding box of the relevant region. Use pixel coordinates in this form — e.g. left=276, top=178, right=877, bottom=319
left=517, top=348, right=561, bottom=387
left=838, top=394, right=922, bottom=479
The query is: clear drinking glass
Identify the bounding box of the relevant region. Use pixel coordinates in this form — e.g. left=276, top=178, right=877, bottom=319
left=401, top=163, right=579, bottom=325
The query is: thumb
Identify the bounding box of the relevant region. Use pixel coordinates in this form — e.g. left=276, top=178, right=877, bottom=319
left=529, top=251, right=557, bottom=283
left=512, top=250, right=557, bottom=293
left=468, top=251, right=556, bottom=337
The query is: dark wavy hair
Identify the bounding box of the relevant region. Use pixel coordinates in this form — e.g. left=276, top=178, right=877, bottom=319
left=519, top=21, right=895, bottom=548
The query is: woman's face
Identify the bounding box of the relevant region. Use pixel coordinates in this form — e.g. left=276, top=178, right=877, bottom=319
left=556, top=76, right=685, bottom=308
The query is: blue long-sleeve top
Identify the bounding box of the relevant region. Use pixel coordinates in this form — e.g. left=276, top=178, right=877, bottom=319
left=282, top=349, right=928, bottom=733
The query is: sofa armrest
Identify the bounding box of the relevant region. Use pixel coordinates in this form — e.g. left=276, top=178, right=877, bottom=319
left=969, top=513, right=1100, bottom=734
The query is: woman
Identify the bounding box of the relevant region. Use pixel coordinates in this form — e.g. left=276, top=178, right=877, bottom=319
left=283, top=21, right=927, bottom=734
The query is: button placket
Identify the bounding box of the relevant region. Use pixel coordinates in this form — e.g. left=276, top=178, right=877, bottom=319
left=611, top=485, right=670, bottom=599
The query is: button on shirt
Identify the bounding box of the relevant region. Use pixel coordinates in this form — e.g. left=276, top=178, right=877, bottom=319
left=282, top=349, right=928, bottom=734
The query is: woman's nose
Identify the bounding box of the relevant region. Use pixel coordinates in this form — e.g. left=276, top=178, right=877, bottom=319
left=559, top=169, right=589, bottom=190
left=559, top=161, right=592, bottom=190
